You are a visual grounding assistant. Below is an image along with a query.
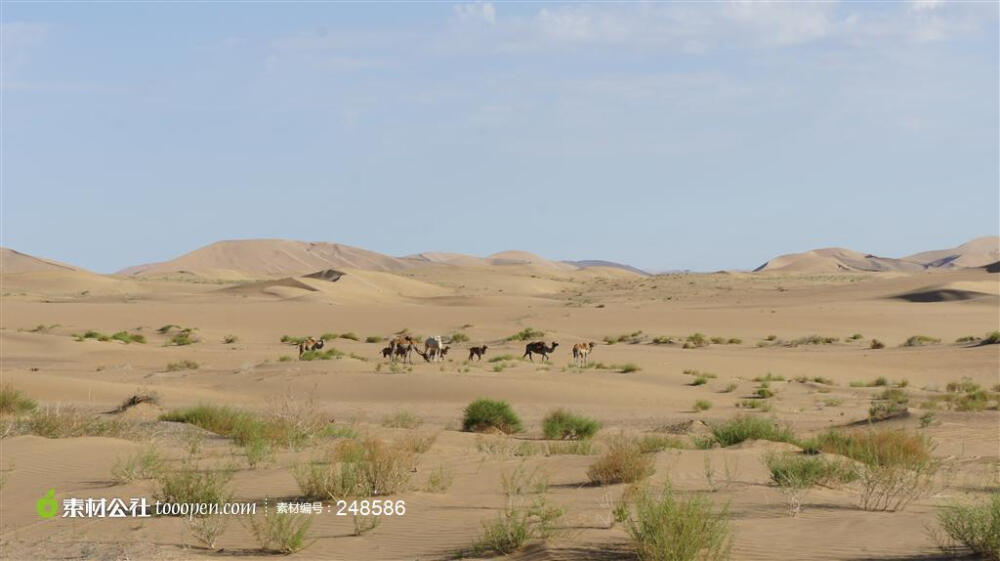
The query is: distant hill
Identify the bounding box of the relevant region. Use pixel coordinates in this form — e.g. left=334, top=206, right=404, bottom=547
left=563, top=260, right=649, bottom=276
left=753, top=248, right=923, bottom=273
left=1, top=247, right=84, bottom=273
left=904, top=236, right=999, bottom=269
left=117, top=239, right=416, bottom=279
left=754, top=237, right=999, bottom=273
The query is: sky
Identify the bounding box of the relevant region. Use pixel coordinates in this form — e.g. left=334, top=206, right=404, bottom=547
left=2, top=1, right=998, bottom=273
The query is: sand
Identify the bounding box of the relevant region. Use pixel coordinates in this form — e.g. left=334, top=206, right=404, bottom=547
left=1, top=248, right=998, bottom=561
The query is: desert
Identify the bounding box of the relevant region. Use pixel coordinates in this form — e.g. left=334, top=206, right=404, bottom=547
left=1, top=237, right=998, bottom=561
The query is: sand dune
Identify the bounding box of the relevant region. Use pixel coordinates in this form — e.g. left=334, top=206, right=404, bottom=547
left=117, top=239, right=418, bottom=280
left=1, top=247, right=83, bottom=273
left=905, top=235, right=1000, bottom=269
left=753, top=247, right=923, bottom=273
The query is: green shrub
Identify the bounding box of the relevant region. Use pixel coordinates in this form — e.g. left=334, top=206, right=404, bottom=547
left=869, top=388, right=909, bottom=420
left=904, top=335, right=940, bottom=347
left=294, top=438, right=412, bottom=500
left=463, top=399, right=523, bottom=434
left=169, top=329, right=198, bottom=346
left=690, top=376, right=708, bottom=386
left=160, top=404, right=330, bottom=450
left=763, top=452, right=857, bottom=488
left=694, top=400, right=712, bottom=412
left=339, top=332, right=359, bottom=341
left=381, top=411, right=423, bottom=429
left=651, top=336, right=674, bottom=345
left=24, top=408, right=133, bottom=439
left=542, top=409, right=600, bottom=440
left=849, top=333, right=864, bottom=340
left=165, top=360, right=199, bottom=372
left=111, top=331, right=146, bottom=344
left=934, top=493, right=1000, bottom=559
left=946, top=378, right=982, bottom=393
left=448, top=332, right=470, bottom=343
left=299, top=348, right=344, bottom=361
left=365, top=335, right=384, bottom=344
left=753, top=373, right=785, bottom=382
left=244, top=512, right=313, bottom=554
left=620, top=363, right=641, bottom=373
left=586, top=437, right=654, bottom=485
left=955, top=335, right=980, bottom=343
left=222, top=334, right=238, bottom=344
left=685, top=333, right=710, bottom=348
left=815, top=429, right=933, bottom=469
left=505, top=328, right=545, bottom=341
left=111, top=446, right=164, bottom=484
left=0, top=384, right=37, bottom=415
left=636, top=435, right=687, bottom=453
left=708, top=416, right=795, bottom=447
left=155, top=464, right=233, bottom=508
left=870, top=339, right=886, bottom=349
left=791, top=335, right=839, bottom=346
left=474, top=497, right=563, bottom=555
left=623, top=482, right=732, bottom=561
left=721, top=383, right=737, bottom=393
left=984, top=331, right=1000, bottom=345
left=278, top=355, right=293, bottom=362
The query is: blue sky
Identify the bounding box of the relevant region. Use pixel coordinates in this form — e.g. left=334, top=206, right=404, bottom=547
left=3, top=1, right=997, bottom=273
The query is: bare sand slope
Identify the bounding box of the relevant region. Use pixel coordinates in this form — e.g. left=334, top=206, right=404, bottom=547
left=1, top=263, right=997, bottom=561
left=905, top=235, right=1000, bottom=269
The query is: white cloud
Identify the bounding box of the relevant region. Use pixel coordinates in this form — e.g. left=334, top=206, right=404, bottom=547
left=453, top=2, right=496, bottom=25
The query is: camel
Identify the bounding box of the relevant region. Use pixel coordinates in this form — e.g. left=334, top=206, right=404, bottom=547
left=572, top=342, right=596, bottom=367
left=381, top=346, right=393, bottom=359
left=468, top=345, right=488, bottom=361
left=523, top=341, right=559, bottom=362
left=394, top=343, right=419, bottom=364
left=388, top=335, right=417, bottom=363
left=424, top=336, right=449, bottom=362
left=298, top=337, right=324, bottom=357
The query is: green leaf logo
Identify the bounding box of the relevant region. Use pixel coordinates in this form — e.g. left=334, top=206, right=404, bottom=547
left=36, top=488, right=57, bottom=519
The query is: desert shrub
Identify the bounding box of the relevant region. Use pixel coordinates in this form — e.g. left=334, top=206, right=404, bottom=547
left=721, top=383, right=737, bottom=393
left=316, top=332, right=337, bottom=341
left=222, top=334, right=238, bottom=344
left=381, top=411, right=422, bottom=429
left=727, top=338, right=742, bottom=344
left=637, top=435, right=687, bottom=453
left=448, top=332, right=470, bottom=343
left=168, top=328, right=198, bottom=346
left=155, top=464, right=233, bottom=508
left=955, top=390, right=991, bottom=412
left=947, top=377, right=982, bottom=393
left=278, top=355, right=293, bottom=362
left=77, top=329, right=111, bottom=342
left=244, top=512, right=313, bottom=554
left=813, top=376, right=835, bottom=385
left=690, top=376, right=708, bottom=386
left=165, top=360, right=199, bottom=371
left=111, top=446, right=164, bottom=484
left=488, top=354, right=515, bottom=363
left=244, top=438, right=275, bottom=468
left=339, top=332, right=360, bottom=341
left=425, top=466, right=454, bottom=493
left=505, top=328, right=545, bottom=341
left=475, top=497, right=563, bottom=555
left=763, top=452, right=858, bottom=488
left=651, top=336, right=674, bottom=345
left=791, top=335, right=838, bottom=346
left=849, top=333, right=864, bottom=340
left=622, top=482, right=732, bottom=561
left=542, top=409, right=600, bottom=440
left=187, top=515, right=228, bottom=550
left=694, top=400, right=712, bottom=412
left=904, top=335, right=940, bottom=347
left=24, top=408, right=133, bottom=439
left=280, top=334, right=309, bottom=344
left=955, top=335, right=980, bottom=343
left=299, top=348, right=344, bottom=361
left=708, top=416, right=795, bottom=447
left=984, top=331, right=1000, bottom=345
left=934, top=493, right=1000, bottom=560
left=0, top=384, right=37, bottom=415
left=397, top=431, right=437, bottom=454
left=870, top=339, right=886, bottom=349
left=462, top=399, right=523, bottom=434
left=161, top=404, right=331, bottom=450
left=587, top=437, right=654, bottom=485
left=869, top=388, right=909, bottom=420
left=736, top=399, right=772, bottom=411
left=365, top=335, right=384, bottom=344
left=710, top=336, right=726, bottom=344
left=111, top=331, right=146, bottom=344
left=294, top=438, right=413, bottom=500
left=685, top=333, right=710, bottom=348
left=754, top=385, right=774, bottom=399
left=817, top=428, right=938, bottom=511
left=620, top=363, right=641, bottom=373
left=753, top=373, right=785, bottom=382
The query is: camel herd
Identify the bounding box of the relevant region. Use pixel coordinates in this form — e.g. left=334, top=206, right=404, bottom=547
left=295, top=335, right=598, bottom=366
